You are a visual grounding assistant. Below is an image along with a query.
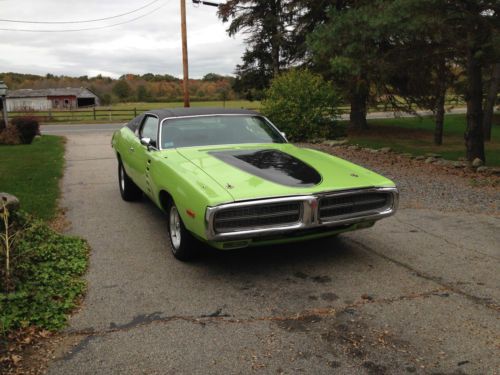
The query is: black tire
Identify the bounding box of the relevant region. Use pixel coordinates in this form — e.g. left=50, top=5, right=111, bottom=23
left=118, top=160, right=142, bottom=201
left=167, top=202, right=199, bottom=261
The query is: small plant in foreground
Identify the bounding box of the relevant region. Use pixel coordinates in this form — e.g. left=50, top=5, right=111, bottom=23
left=0, top=201, right=21, bottom=292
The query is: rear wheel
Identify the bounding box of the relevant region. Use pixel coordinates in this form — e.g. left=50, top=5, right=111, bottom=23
left=118, top=161, right=142, bottom=201
left=167, top=203, right=198, bottom=261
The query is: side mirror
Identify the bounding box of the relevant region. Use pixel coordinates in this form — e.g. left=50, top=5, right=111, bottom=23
left=140, top=137, right=151, bottom=147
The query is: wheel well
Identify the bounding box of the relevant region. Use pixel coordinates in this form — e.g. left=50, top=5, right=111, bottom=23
left=159, top=190, right=173, bottom=212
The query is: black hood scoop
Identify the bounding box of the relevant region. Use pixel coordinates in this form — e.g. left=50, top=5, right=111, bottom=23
left=209, top=149, right=322, bottom=188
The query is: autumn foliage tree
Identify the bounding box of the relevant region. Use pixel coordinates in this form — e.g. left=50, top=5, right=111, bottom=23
left=0, top=72, right=238, bottom=104
left=112, top=80, right=132, bottom=100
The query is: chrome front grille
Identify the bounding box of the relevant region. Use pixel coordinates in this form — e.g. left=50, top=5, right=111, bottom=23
left=205, top=187, right=398, bottom=241
left=214, top=202, right=302, bottom=233
left=319, top=192, right=391, bottom=221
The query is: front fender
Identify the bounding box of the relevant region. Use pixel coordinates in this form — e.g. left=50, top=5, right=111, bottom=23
left=148, top=150, right=233, bottom=240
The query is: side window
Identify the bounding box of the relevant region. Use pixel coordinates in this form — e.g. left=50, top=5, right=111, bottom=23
left=127, top=114, right=144, bottom=132
left=139, top=116, right=159, bottom=146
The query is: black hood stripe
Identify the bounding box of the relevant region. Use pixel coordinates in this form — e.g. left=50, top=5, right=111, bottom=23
left=209, top=149, right=322, bottom=188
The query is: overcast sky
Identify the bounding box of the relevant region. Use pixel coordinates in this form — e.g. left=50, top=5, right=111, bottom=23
left=0, top=0, right=245, bottom=78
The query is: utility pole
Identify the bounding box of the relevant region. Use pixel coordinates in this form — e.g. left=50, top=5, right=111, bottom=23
left=180, top=0, right=190, bottom=107
left=179, top=1, right=219, bottom=108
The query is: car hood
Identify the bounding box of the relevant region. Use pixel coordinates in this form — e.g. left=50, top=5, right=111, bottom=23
left=176, top=143, right=395, bottom=202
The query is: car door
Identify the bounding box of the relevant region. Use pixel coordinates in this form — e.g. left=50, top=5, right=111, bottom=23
left=129, top=114, right=160, bottom=194
left=119, top=114, right=143, bottom=182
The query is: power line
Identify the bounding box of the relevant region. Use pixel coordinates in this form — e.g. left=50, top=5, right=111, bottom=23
left=0, top=0, right=162, bottom=24
left=0, top=3, right=167, bottom=32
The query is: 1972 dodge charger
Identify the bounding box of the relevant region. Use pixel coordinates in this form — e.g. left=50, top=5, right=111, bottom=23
left=112, top=108, right=398, bottom=260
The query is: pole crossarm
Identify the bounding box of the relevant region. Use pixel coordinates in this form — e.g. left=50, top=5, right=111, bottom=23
left=192, top=0, right=220, bottom=7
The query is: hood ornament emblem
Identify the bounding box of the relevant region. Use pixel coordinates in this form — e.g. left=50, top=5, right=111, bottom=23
left=350, top=173, right=359, bottom=178
left=226, top=183, right=235, bottom=189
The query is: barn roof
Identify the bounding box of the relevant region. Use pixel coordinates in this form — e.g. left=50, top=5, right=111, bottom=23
left=7, top=87, right=98, bottom=99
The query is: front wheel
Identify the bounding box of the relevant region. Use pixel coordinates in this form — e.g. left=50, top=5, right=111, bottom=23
left=167, top=203, right=199, bottom=261
left=118, top=161, right=142, bottom=201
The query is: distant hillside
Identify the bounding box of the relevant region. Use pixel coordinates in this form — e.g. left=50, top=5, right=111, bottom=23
left=0, top=72, right=238, bottom=104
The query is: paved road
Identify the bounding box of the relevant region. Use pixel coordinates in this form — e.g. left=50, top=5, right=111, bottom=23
left=41, top=123, right=124, bottom=134
left=47, top=129, right=499, bottom=374
left=40, top=108, right=469, bottom=135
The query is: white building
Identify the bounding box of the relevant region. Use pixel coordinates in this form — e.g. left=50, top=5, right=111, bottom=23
left=6, top=87, right=100, bottom=111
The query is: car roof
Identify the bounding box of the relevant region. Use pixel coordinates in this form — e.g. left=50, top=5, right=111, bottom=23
left=146, top=107, right=260, bottom=121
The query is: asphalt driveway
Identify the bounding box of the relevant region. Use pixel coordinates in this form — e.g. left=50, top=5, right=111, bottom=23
left=46, top=129, right=499, bottom=374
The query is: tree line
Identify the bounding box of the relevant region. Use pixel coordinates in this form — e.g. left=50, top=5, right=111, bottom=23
left=0, top=72, right=236, bottom=105
left=218, top=0, right=499, bottom=163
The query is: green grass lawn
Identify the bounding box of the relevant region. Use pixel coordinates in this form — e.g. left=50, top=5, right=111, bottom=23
left=344, top=114, right=500, bottom=166
left=0, top=136, right=64, bottom=220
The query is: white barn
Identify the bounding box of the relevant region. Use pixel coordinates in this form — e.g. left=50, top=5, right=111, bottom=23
left=7, top=96, right=52, bottom=111
left=6, top=87, right=100, bottom=111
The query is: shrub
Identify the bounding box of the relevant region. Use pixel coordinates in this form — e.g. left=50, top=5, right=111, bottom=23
left=262, top=69, right=341, bottom=141
left=0, top=126, right=21, bottom=145
left=11, top=116, right=40, bottom=144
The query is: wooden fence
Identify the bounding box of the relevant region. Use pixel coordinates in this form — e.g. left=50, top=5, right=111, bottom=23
left=7, top=104, right=262, bottom=123
left=8, top=108, right=143, bottom=122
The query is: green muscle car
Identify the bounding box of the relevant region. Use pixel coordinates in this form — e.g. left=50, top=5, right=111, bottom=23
left=112, top=108, right=398, bottom=261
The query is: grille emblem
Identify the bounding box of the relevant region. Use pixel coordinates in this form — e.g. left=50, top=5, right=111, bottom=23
left=350, top=173, right=359, bottom=178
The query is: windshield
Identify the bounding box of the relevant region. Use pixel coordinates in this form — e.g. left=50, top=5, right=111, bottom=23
left=160, top=115, right=286, bottom=149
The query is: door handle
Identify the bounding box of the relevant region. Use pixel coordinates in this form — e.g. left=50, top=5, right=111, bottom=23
left=129, top=147, right=135, bottom=152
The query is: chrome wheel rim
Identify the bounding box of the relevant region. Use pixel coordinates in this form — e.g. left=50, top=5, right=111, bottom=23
left=169, top=206, right=181, bottom=250
left=119, top=165, right=125, bottom=191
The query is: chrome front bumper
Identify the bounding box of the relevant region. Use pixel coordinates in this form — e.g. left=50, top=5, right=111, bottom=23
left=205, top=187, right=399, bottom=241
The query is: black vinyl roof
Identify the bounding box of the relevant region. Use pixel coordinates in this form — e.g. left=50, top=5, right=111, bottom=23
left=147, top=107, right=260, bottom=120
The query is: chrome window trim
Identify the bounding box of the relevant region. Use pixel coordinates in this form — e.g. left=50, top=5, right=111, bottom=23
left=205, top=187, right=399, bottom=241
left=158, top=114, right=287, bottom=151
